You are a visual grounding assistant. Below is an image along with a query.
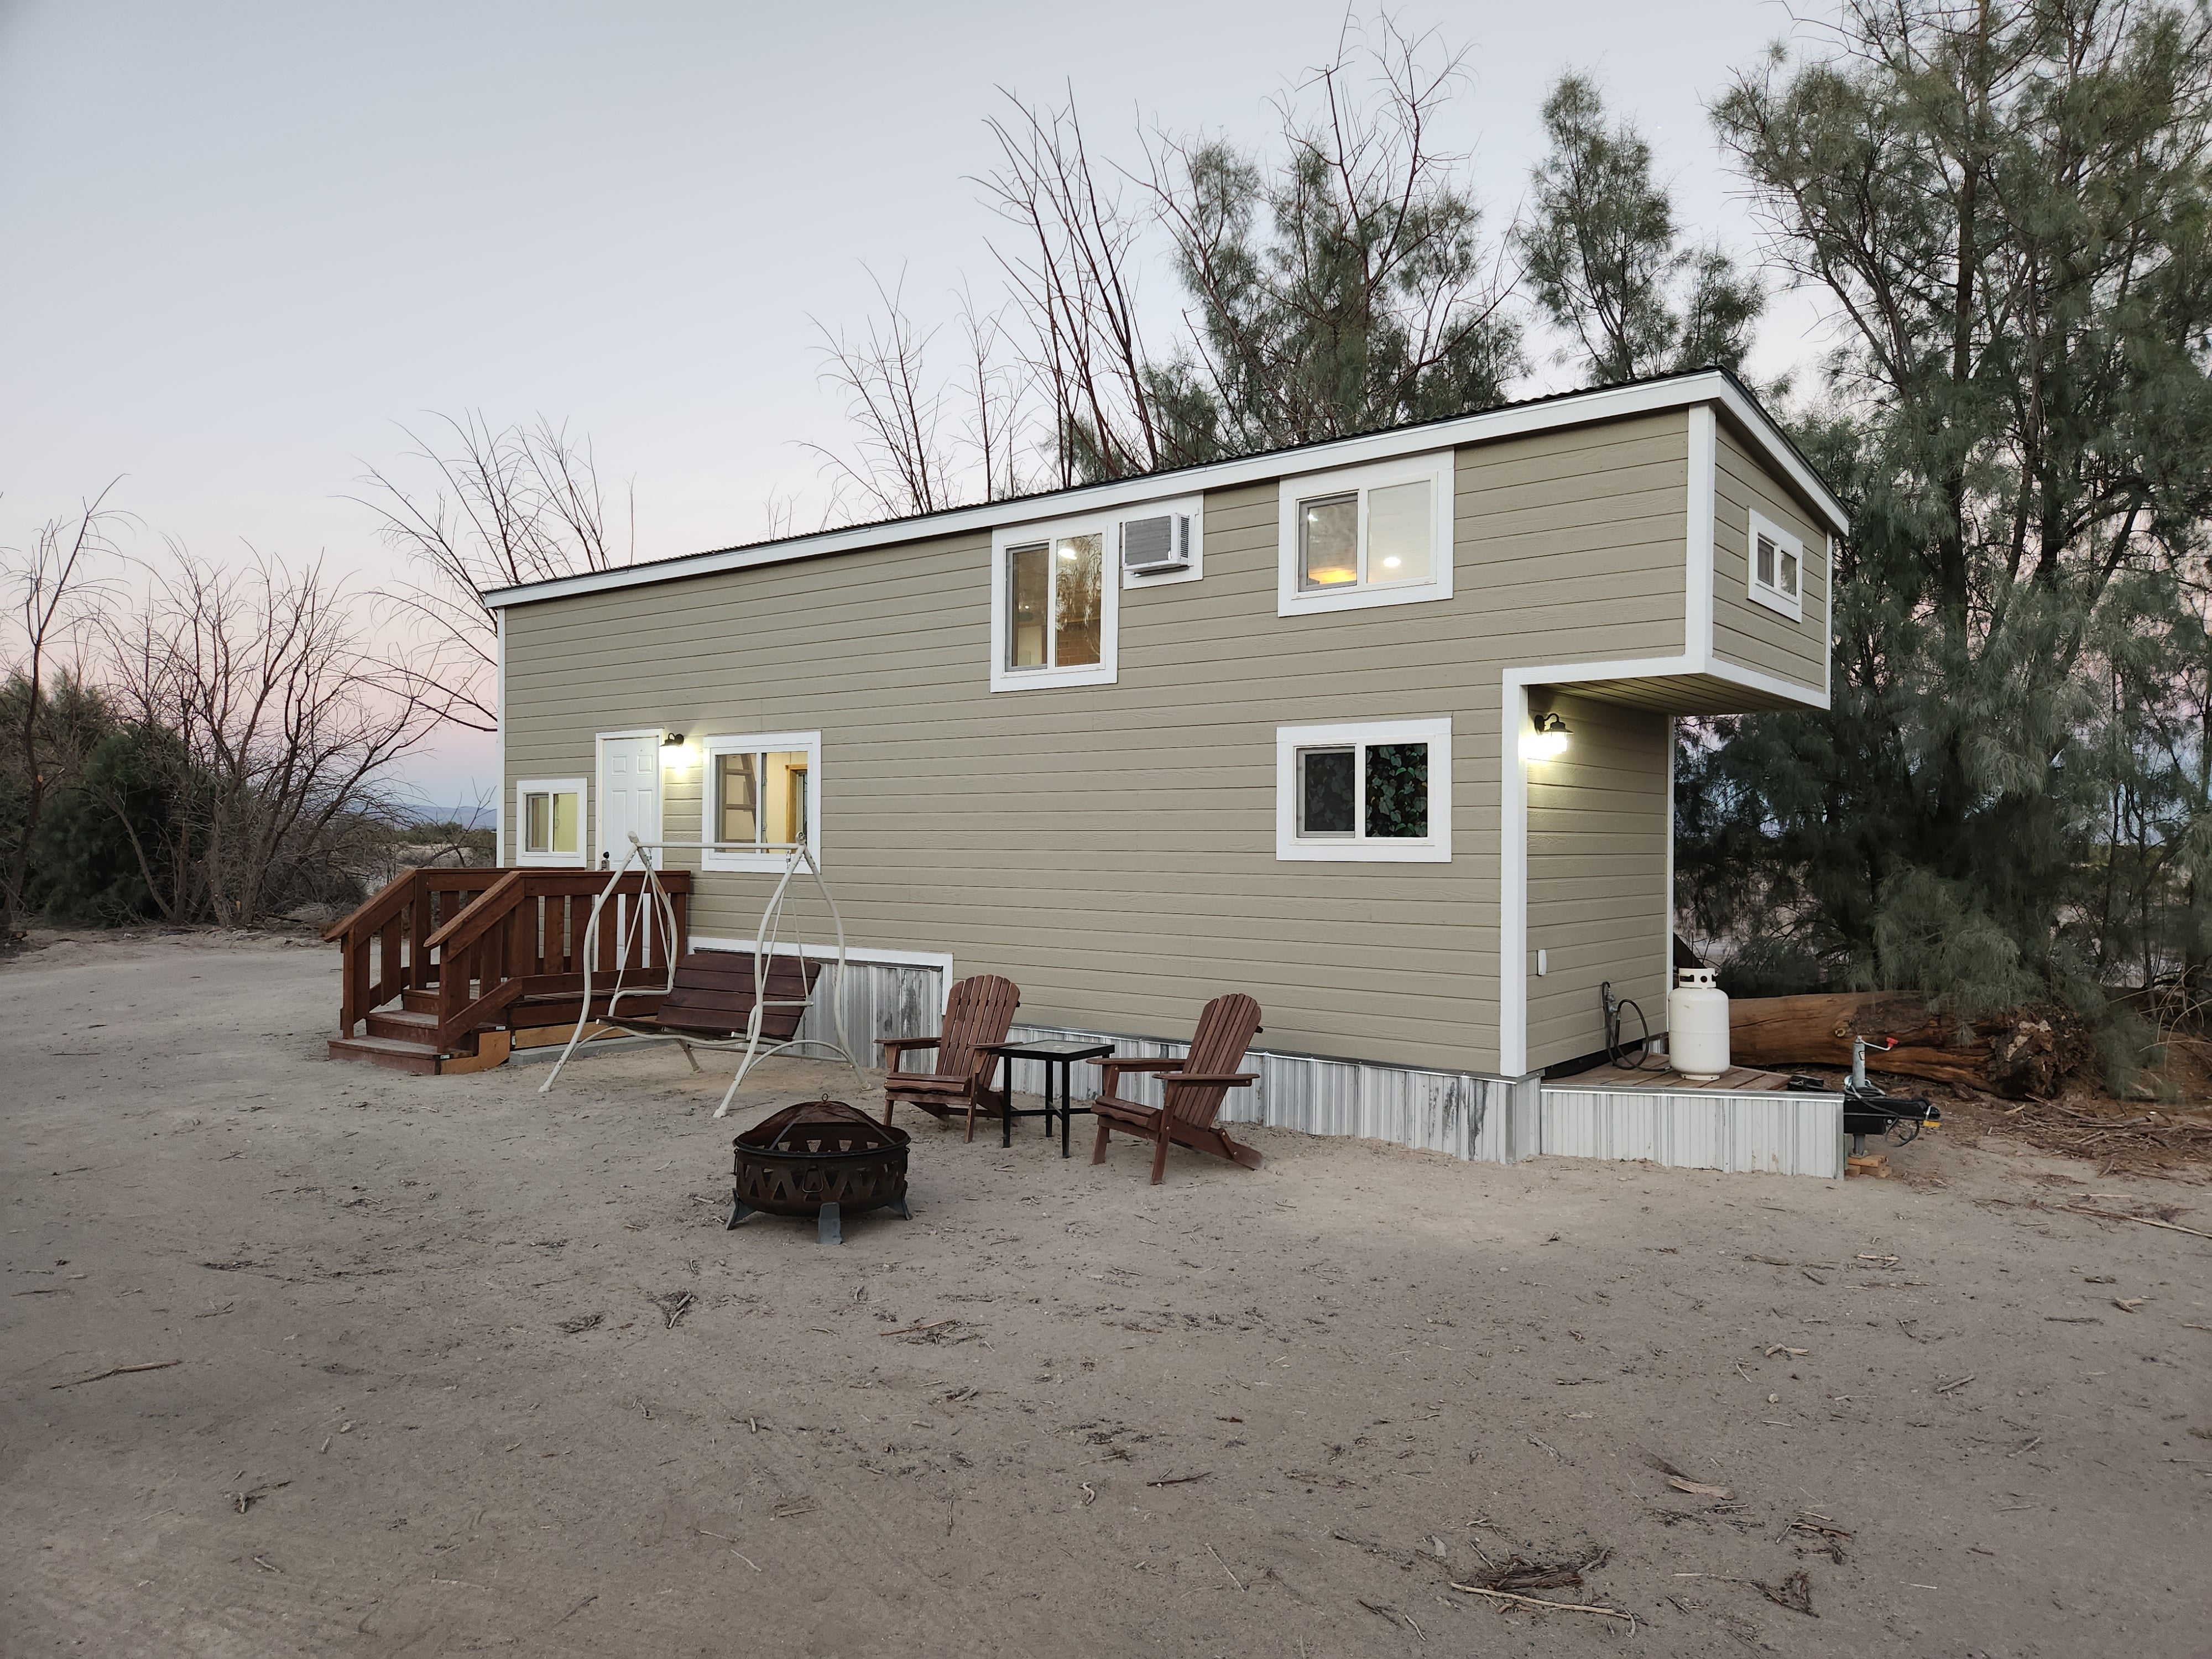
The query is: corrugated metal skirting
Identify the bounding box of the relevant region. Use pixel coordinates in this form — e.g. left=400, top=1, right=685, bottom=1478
left=1537, top=1086, right=1845, bottom=1178
left=777, top=961, right=1842, bottom=1177
left=1007, top=1022, right=1514, bottom=1164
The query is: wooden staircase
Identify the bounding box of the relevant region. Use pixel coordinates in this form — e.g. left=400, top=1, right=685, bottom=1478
left=324, top=865, right=691, bottom=1074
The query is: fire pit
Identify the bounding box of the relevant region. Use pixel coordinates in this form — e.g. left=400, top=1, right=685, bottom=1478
left=727, top=1099, right=911, bottom=1245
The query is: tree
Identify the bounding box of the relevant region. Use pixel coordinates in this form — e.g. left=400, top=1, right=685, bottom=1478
left=1, top=484, right=123, bottom=938
left=354, top=414, right=634, bottom=731
left=817, top=14, right=1521, bottom=509
left=96, top=551, right=446, bottom=925
left=1687, top=0, right=2212, bottom=1050
left=1520, top=74, right=1764, bottom=384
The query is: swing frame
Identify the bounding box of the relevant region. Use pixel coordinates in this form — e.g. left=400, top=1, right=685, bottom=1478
left=538, top=833, right=868, bottom=1116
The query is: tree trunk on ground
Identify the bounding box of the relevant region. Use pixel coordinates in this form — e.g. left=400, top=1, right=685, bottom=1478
left=1726, top=993, right=2091, bottom=1099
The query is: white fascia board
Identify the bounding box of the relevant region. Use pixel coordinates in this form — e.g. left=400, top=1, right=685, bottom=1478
left=494, top=608, right=507, bottom=865
left=484, top=372, right=1846, bottom=609
left=1686, top=406, right=1717, bottom=667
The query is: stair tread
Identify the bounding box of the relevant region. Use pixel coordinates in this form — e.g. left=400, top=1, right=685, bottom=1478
left=332, top=1035, right=442, bottom=1057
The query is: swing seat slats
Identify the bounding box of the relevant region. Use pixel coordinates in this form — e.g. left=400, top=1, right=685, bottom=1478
left=626, top=952, right=822, bottom=1041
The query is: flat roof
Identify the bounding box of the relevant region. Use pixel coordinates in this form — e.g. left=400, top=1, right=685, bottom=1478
left=484, top=367, right=1849, bottom=609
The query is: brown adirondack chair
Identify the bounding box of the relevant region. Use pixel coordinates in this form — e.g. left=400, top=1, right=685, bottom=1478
left=1089, top=994, right=1264, bottom=1183
left=878, top=974, right=1020, bottom=1135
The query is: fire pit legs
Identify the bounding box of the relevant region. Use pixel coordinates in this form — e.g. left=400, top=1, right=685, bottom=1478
left=818, top=1202, right=842, bottom=1245
left=725, top=1196, right=755, bottom=1230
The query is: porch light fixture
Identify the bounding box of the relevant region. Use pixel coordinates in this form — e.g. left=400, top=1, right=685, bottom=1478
left=662, top=731, right=696, bottom=769
left=1520, top=711, right=1571, bottom=762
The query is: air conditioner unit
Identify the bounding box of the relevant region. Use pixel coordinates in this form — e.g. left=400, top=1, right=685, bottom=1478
left=1120, top=513, right=1190, bottom=575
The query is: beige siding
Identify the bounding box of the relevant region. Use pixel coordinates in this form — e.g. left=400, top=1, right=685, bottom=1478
left=1524, top=693, right=1671, bottom=1070
left=1712, top=421, right=1828, bottom=688
left=503, top=411, right=1691, bottom=1077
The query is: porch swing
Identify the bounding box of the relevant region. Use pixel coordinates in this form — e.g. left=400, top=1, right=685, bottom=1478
left=538, top=831, right=868, bottom=1118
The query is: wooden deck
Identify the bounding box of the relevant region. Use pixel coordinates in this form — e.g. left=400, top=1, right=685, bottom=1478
left=1553, top=1060, right=1797, bottom=1093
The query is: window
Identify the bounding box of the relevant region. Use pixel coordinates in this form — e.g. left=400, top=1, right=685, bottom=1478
left=1747, top=508, right=1804, bottom=620
left=1275, top=718, right=1452, bottom=863
left=515, top=778, right=586, bottom=867
left=990, top=515, right=1119, bottom=691
left=1276, top=451, right=1454, bottom=616
left=702, top=732, right=821, bottom=871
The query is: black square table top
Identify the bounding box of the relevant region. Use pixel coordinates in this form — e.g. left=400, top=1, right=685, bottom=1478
left=979, top=1039, right=1115, bottom=1060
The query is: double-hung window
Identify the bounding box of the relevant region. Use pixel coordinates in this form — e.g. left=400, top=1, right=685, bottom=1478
left=1275, top=718, right=1452, bottom=863
left=1747, top=508, right=1804, bottom=620
left=1276, top=451, right=1454, bottom=616
left=991, top=515, right=1118, bottom=691
left=702, top=732, right=821, bottom=872
left=515, top=778, right=586, bottom=867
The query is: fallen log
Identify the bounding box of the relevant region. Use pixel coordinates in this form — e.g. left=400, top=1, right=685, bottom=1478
left=1726, top=992, right=2090, bottom=1099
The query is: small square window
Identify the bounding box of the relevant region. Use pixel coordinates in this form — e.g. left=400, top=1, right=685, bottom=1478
left=515, top=778, right=586, bottom=866
left=1277, top=719, right=1451, bottom=863
left=1277, top=452, right=1454, bottom=616
left=1747, top=509, right=1806, bottom=620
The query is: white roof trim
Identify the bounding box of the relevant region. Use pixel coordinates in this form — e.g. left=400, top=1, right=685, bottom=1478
left=484, top=371, right=1849, bottom=609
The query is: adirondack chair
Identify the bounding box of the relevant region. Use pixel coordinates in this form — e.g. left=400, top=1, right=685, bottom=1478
left=877, top=974, right=1021, bottom=1135
left=1089, top=994, right=1264, bottom=1183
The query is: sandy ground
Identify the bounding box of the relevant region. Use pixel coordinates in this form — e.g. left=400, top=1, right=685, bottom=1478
left=3, top=933, right=2208, bottom=1658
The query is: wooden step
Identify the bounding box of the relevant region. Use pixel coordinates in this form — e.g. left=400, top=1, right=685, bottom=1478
left=401, top=988, right=439, bottom=1014
left=328, top=1035, right=442, bottom=1075
left=366, top=1006, right=441, bottom=1043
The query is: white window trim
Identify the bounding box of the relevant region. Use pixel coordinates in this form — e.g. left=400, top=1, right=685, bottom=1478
left=1115, top=493, right=1206, bottom=589
left=1275, top=717, right=1452, bottom=863
left=701, top=730, right=822, bottom=873
left=1747, top=507, right=1804, bottom=621
left=989, top=512, right=1120, bottom=692
left=514, top=776, right=588, bottom=868
left=593, top=727, right=666, bottom=868
left=1276, top=450, right=1455, bottom=618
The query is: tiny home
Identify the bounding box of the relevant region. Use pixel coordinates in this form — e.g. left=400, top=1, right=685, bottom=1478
left=483, top=369, right=1849, bottom=1171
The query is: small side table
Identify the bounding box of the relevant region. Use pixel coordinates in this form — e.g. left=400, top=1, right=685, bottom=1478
left=977, top=1040, right=1115, bottom=1158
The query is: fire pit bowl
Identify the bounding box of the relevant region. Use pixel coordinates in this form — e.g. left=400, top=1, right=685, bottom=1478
left=728, top=1099, right=910, bottom=1245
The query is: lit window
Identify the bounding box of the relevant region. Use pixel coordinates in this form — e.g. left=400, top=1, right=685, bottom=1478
left=702, top=733, right=821, bottom=871
left=515, top=778, right=586, bottom=867
left=1007, top=533, right=1103, bottom=670
left=1277, top=452, right=1453, bottom=615
left=992, top=517, right=1119, bottom=691
left=1747, top=508, right=1806, bottom=620
left=1276, top=719, right=1452, bottom=863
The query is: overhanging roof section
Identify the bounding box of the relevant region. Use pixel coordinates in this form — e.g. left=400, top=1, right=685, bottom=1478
left=483, top=368, right=1850, bottom=610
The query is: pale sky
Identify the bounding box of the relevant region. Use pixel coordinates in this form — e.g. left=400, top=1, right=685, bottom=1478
left=0, top=0, right=1824, bottom=806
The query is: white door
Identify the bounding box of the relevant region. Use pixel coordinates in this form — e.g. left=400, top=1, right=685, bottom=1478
left=597, top=735, right=660, bottom=867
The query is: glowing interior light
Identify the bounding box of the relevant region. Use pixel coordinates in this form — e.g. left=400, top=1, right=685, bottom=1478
left=1058, top=547, right=1077, bottom=560
left=1382, top=556, right=1401, bottom=569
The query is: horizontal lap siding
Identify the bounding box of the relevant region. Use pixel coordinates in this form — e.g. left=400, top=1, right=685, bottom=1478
left=1712, top=422, right=1828, bottom=689
left=1524, top=692, right=1669, bottom=1069
left=503, top=412, right=1689, bottom=1077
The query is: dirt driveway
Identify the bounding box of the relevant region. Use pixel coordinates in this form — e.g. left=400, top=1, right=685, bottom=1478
left=3, top=933, right=2207, bottom=1656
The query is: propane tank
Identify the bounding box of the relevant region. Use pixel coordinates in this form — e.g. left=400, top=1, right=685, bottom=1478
left=1669, top=967, right=1730, bottom=1081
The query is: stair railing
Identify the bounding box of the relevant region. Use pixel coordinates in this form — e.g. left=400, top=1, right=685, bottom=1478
left=324, top=865, right=515, bottom=1037
left=420, top=869, right=691, bottom=1052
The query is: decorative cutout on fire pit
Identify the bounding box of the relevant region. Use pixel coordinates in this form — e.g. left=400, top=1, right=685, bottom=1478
left=728, top=1099, right=911, bottom=1245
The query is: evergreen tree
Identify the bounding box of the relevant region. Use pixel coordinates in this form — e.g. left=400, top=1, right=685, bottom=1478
left=1686, top=0, right=2212, bottom=1046
left=1521, top=74, right=1765, bottom=383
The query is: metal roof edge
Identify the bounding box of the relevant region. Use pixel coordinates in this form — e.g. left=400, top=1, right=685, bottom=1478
left=484, top=368, right=1849, bottom=608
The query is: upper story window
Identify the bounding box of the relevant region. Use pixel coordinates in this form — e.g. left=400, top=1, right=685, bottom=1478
left=703, top=731, right=821, bottom=872
left=990, top=514, right=1119, bottom=691
left=1275, top=718, right=1452, bottom=863
left=516, top=778, right=586, bottom=867
left=1748, top=508, right=1804, bottom=620
left=1276, top=451, right=1455, bottom=617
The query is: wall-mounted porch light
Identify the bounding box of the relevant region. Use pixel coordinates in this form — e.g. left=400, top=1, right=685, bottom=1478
left=661, top=731, right=697, bottom=770
left=1519, top=711, right=1571, bottom=762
